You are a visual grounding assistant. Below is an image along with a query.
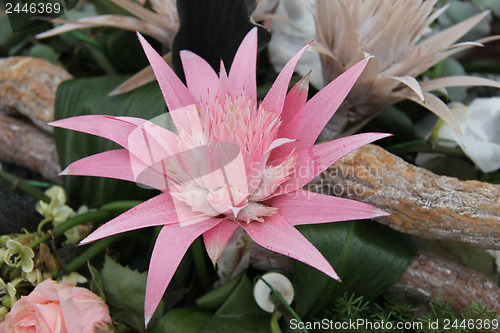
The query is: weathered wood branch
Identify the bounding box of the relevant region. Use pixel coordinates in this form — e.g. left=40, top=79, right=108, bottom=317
left=0, top=57, right=71, bottom=132
left=386, top=251, right=500, bottom=317
left=308, top=144, right=500, bottom=249
left=0, top=57, right=70, bottom=181
left=0, top=115, right=60, bottom=181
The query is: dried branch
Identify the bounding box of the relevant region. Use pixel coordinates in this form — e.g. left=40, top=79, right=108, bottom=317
left=0, top=115, right=60, bottom=181
left=386, top=251, right=500, bottom=317
left=308, top=144, right=500, bottom=250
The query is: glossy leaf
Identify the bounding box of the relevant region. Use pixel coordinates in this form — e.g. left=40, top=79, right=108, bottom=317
left=293, top=221, right=415, bottom=318
left=54, top=75, right=165, bottom=207
left=195, top=275, right=242, bottom=311
left=152, top=308, right=212, bottom=333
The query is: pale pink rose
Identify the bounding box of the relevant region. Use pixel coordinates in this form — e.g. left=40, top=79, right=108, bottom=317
left=3, top=279, right=111, bottom=333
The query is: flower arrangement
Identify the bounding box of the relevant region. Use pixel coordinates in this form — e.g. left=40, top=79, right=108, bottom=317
left=1, top=0, right=499, bottom=332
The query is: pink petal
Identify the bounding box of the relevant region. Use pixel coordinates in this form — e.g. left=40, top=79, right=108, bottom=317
left=275, top=57, right=370, bottom=158
left=266, top=189, right=388, bottom=225
left=270, top=132, right=391, bottom=197
left=180, top=50, right=219, bottom=102
left=203, top=219, right=238, bottom=266
left=261, top=42, right=310, bottom=117
left=228, top=28, right=257, bottom=102
left=60, top=149, right=169, bottom=191
left=48, top=115, right=143, bottom=149
left=145, top=218, right=221, bottom=326
left=241, top=213, right=339, bottom=280
left=121, top=115, right=179, bottom=167
left=57, top=283, right=83, bottom=333
left=218, top=60, right=230, bottom=105
left=281, top=73, right=310, bottom=127
left=49, top=115, right=178, bottom=167
left=137, top=32, right=195, bottom=129
left=79, top=193, right=204, bottom=245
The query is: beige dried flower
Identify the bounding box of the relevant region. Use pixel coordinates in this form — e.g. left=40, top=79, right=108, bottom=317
left=313, top=0, right=500, bottom=138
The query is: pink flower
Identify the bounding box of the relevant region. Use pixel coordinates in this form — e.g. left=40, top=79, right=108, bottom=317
left=49, top=28, right=389, bottom=326
left=2, top=279, right=111, bottom=332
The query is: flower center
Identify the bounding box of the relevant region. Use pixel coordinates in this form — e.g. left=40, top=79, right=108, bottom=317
left=168, top=94, right=295, bottom=223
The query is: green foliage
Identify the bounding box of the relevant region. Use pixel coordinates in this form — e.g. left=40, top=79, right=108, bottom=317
left=361, top=107, right=416, bottom=146
left=161, top=275, right=272, bottom=333
left=293, top=221, right=416, bottom=319
left=29, top=44, right=59, bottom=64
left=420, top=156, right=478, bottom=180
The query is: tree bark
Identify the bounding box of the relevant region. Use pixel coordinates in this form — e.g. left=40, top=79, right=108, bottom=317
left=307, top=144, right=500, bottom=250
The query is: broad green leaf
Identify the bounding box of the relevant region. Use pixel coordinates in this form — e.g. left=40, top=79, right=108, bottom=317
left=294, top=221, right=415, bottom=318
left=54, top=75, right=165, bottom=207
left=200, top=275, right=271, bottom=333
left=152, top=308, right=212, bottom=333
left=195, top=275, right=242, bottom=311
left=162, top=275, right=272, bottom=333
left=101, top=256, right=164, bottom=332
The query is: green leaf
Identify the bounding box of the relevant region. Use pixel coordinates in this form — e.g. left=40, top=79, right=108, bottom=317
left=29, top=44, right=59, bottom=64
left=54, top=75, right=166, bottom=207
left=88, top=261, right=106, bottom=301
left=421, top=156, right=477, bottom=181
left=151, top=308, right=212, bottom=333
left=103, top=30, right=149, bottom=74
left=195, top=275, right=242, bottom=311
left=162, top=275, right=272, bottom=333
left=101, top=256, right=164, bottom=332
left=200, top=275, right=271, bottom=333
left=293, top=221, right=416, bottom=319
left=362, top=107, right=416, bottom=145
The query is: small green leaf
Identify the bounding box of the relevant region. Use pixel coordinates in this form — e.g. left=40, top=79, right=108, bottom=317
left=101, top=256, right=164, bottom=332
left=87, top=261, right=106, bottom=301
left=293, top=221, right=415, bottom=318
left=29, top=44, right=59, bottom=64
